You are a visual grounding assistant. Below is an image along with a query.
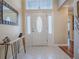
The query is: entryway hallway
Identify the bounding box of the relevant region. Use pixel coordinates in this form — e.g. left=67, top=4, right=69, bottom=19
left=0, top=0, right=75, bottom=59
left=16, top=46, right=70, bottom=59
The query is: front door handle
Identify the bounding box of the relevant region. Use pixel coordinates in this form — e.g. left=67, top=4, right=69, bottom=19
left=32, top=30, right=34, bottom=32
left=47, top=40, right=48, bottom=42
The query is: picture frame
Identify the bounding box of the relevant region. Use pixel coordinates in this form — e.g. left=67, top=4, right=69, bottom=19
left=0, top=0, right=18, bottom=25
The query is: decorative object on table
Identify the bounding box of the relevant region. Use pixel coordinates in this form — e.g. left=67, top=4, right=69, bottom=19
left=18, top=33, right=23, bottom=37
left=3, top=36, right=10, bottom=44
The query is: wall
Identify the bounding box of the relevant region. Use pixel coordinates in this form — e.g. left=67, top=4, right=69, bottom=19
left=74, top=0, right=79, bottom=59
left=0, top=0, right=22, bottom=59
left=54, top=7, right=68, bottom=44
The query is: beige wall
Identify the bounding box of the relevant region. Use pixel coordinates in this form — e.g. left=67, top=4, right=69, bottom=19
left=0, top=0, right=22, bottom=59
left=74, top=0, right=79, bottom=59
left=52, top=0, right=68, bottom=45
left=54, top=7, right=68, bottom=44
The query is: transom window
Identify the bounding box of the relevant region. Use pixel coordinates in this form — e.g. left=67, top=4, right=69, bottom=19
left=26, top=0, right=53, bottom=9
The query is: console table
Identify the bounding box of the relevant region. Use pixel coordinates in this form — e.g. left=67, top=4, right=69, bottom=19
left=0, top=36, right=26, bottom=59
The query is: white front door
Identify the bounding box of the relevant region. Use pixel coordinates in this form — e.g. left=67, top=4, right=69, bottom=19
left=26, top=10, right=54, bottom=46
left=30, top=12, right=48, bottom=46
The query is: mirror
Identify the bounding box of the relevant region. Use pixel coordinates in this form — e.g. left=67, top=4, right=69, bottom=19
left=0, top=0, right=18, bottom=25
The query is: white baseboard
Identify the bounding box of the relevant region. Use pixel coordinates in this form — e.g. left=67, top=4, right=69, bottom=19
left=55, top=44, right=68, bottom=46
left=26, top=44, right=68, bottom=47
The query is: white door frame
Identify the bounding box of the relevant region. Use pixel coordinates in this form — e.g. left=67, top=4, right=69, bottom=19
left=26, top=10, right=54, bottom=46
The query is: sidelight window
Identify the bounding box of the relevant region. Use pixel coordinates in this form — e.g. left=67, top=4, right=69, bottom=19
left=48, top=16, right=52, bottom=34
left=27, top=16, right=31, bottom=34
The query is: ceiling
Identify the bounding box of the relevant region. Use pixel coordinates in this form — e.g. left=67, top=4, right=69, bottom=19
left=62, top=0, right=74, bottom=14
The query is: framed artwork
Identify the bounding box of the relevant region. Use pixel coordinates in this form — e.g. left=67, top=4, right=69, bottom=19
left=0, top=0, right=18, bottom=25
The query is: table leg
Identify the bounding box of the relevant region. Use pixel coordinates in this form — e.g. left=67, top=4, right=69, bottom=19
left=11, top=44, right=14, bottom=59
left=5, top=45, right=9, bottom=59
left=22, top=38, right=26, bottom=53
left=13, top=42, right=18, bottom=59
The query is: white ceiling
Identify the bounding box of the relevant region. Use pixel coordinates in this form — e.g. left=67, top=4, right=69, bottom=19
left=64, top=0, right=74, bottom=13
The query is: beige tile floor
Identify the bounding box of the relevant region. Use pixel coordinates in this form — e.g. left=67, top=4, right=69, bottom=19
left=17, top=46, right=70, bottom=59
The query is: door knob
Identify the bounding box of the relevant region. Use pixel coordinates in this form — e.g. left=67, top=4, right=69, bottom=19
left=47, top=40, right=48, bottom=42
